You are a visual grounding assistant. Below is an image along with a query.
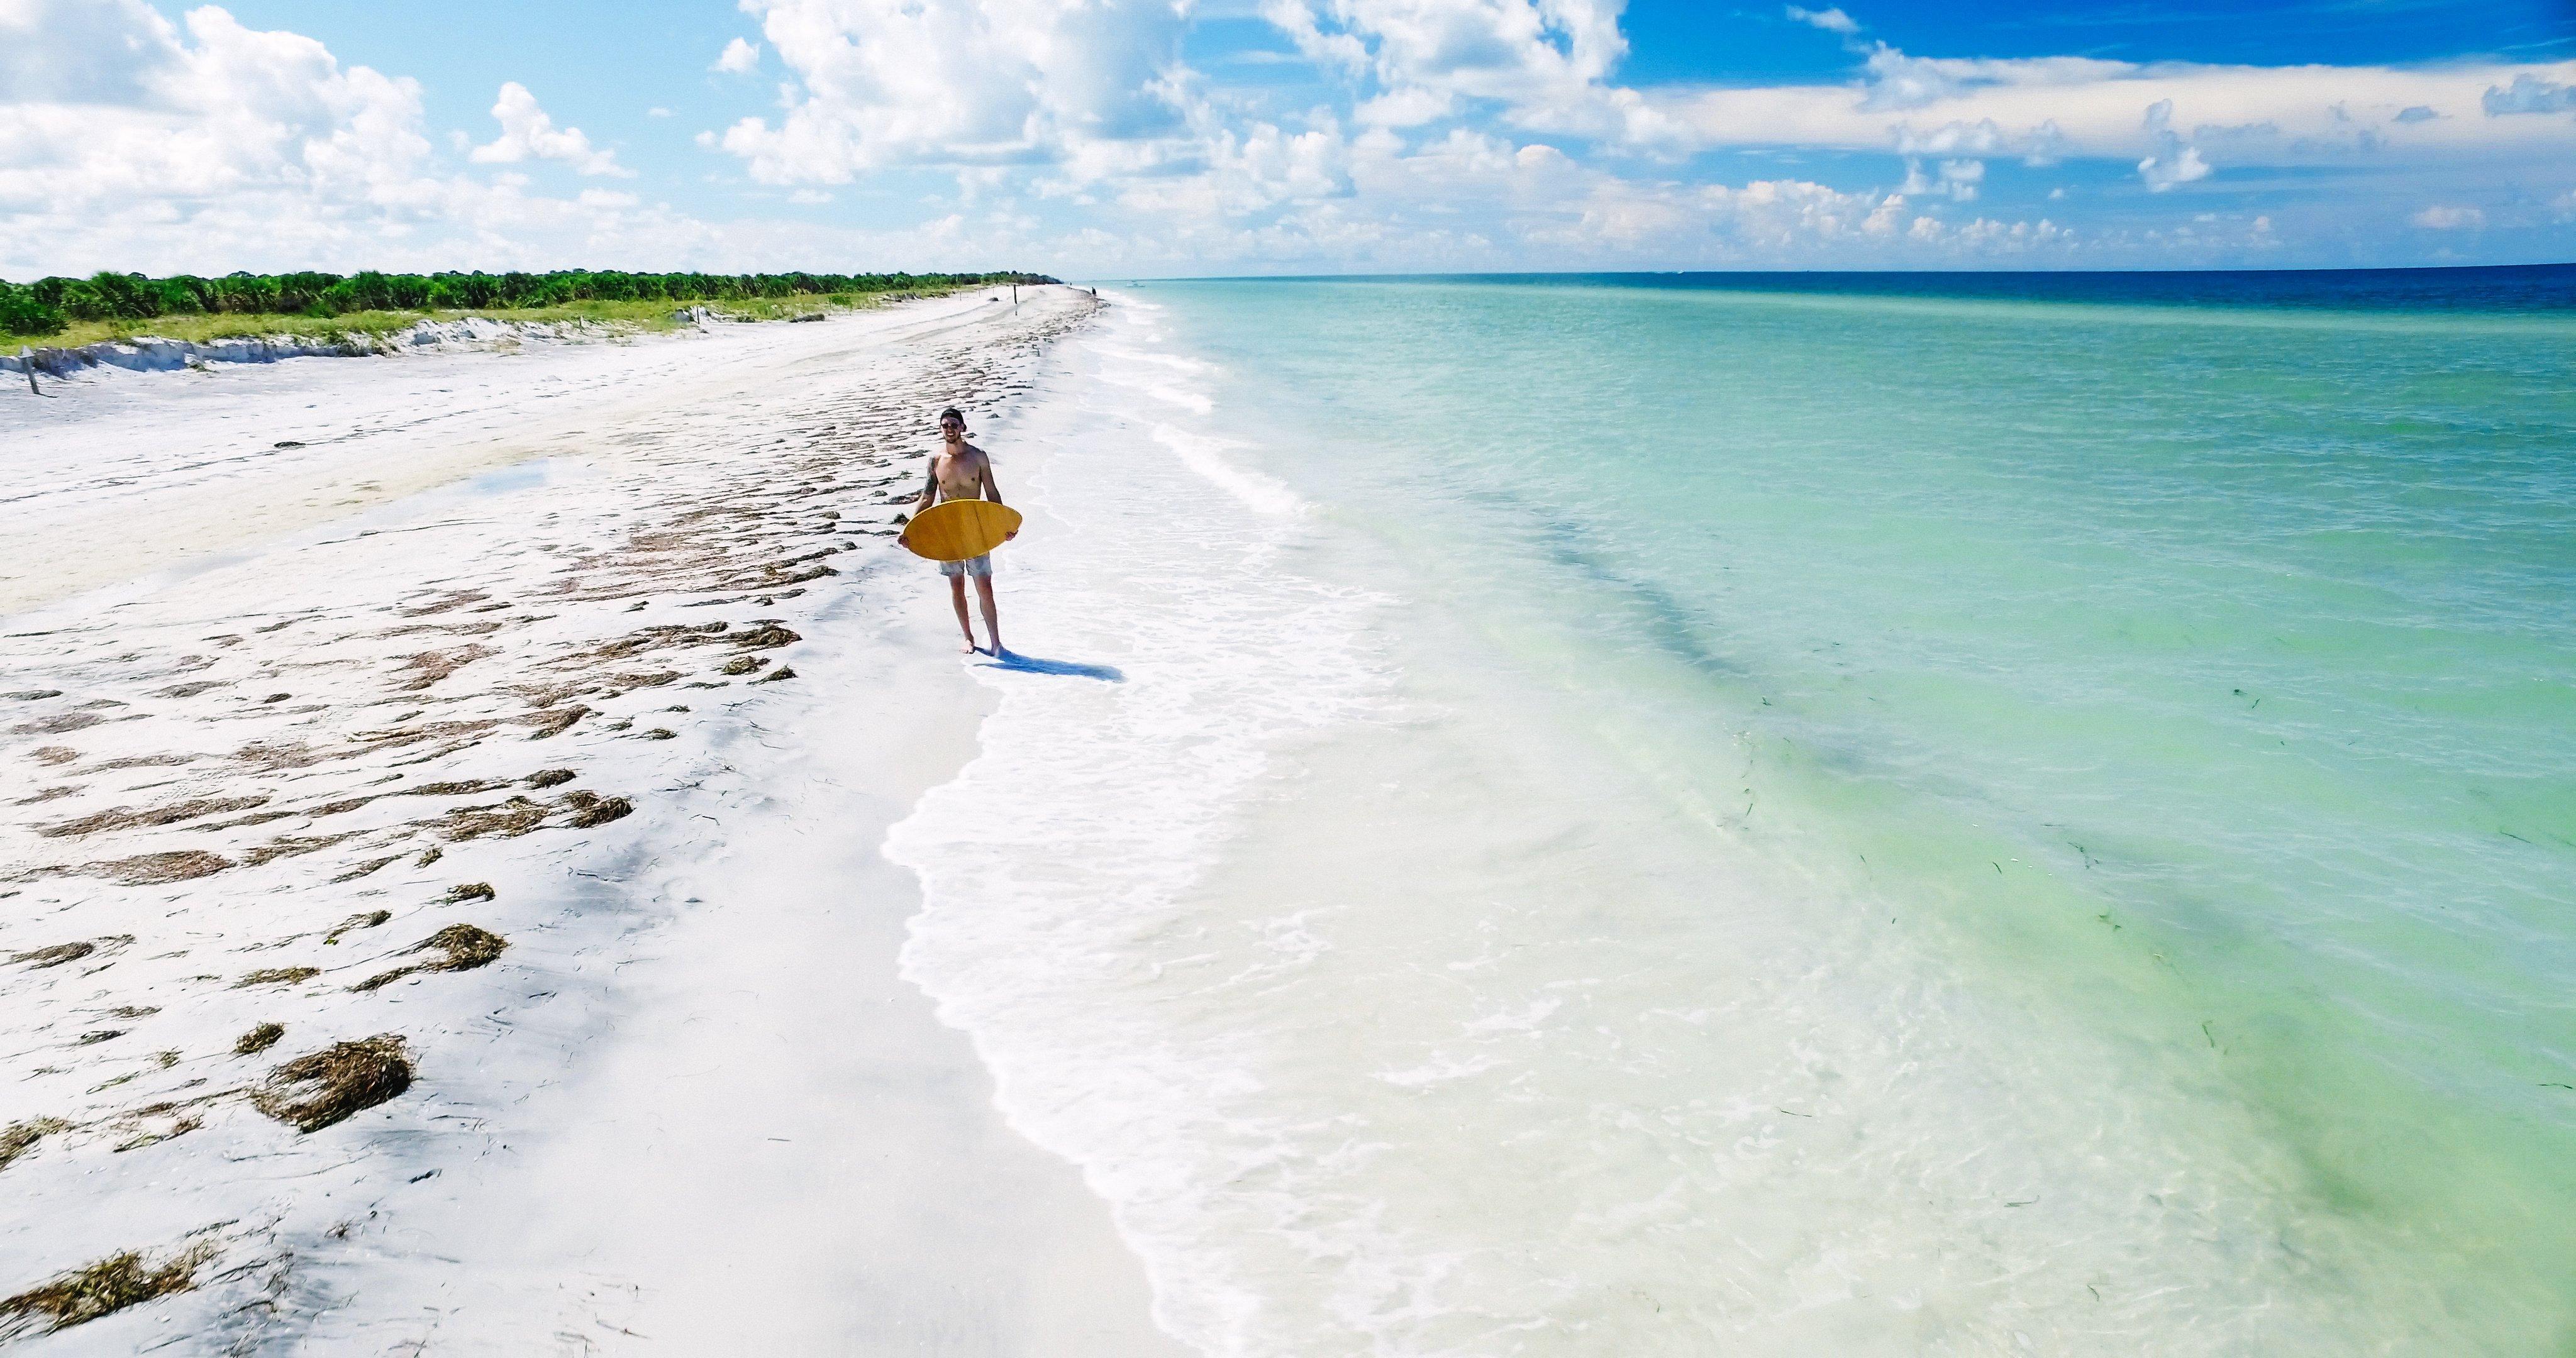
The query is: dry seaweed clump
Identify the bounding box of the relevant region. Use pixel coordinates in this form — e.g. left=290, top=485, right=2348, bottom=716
left=421, top=924, right=506, bottom=969
left=330, top=854, right=403, bottom=882
left=13, top=712, right=104, bottom=735
left=393, top=643, right=498, bottom=691
left=87, top=850, right=233, bottom=885
left=9, top=941, right=95, bottom=969
left=437, top=797, right=549, bottom=841
left=243, top=832, right=362, bottom=866
left=442, top=883, right=496, bottom=903
left=352, top=925, right=507, bottom=992
left=252, top=1035, right=413, bottom=1132
left=521, top=704, right=591, bottom=739
left=112, top=1112, right=202, bottom=1154
left=38, top=796, right=269, bottom=838
left=731, top=623, right=801, bottom=650
left=560, top=790, right=633, bottom=827
left=401, top=778, right=510, bottom=797
left=233, top=967, right=320, bottom=988
left=525, top=768, right=575, bottom=788
left=594, top=621, right=728, bottom=660
left=234, top=1023, right=284, bottom=1056
left=323, top=910, right=392, bottom=943
left=1, top=1118, right=71, bottom=1172
left=0, top=1243, right=216, bottom=1339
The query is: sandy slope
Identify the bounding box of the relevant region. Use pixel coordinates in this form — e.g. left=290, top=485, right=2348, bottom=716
left=1, top=292, right=996, bottom=616
left=0, top=288, right=1182, bottom=1355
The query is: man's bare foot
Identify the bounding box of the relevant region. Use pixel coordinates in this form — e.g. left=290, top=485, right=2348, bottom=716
left=961, top=636, right=979, bottom=654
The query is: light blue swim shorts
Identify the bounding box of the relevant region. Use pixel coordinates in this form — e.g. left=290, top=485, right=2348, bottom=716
left=938, top=554, right=993, bottom=579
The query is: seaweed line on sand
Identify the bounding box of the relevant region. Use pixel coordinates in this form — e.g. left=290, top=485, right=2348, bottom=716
left=0, top=1242, right=219, bottom=1340
left=350, top=925, right=508, bottom=992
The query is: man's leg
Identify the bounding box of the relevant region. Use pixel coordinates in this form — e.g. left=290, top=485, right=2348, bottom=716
left=948, top=575, right=977, bottom=652
left=974, top=575, right=1002, bottom=656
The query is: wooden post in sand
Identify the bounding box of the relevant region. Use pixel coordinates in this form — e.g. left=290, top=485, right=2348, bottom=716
left=20, top=346, right=35, bottom=397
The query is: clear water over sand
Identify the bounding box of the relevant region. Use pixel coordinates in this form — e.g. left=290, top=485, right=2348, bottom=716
left=897, top=272, right=2576, bottom=1354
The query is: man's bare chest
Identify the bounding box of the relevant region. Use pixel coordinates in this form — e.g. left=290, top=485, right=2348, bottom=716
left=931, top=450, right=984, bottom=495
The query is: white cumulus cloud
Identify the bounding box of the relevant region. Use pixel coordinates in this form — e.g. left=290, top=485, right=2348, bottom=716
left=718, top=0, right=1188, bottom=182
left=1656, top=50, right=2576, bottom=171
left=0, top=1, right=697, bottom=276
left=1785, top=6, right=1860, bottom=35
left=2138, top=145, right=2209, bottom=191
left=11, top=0, right=2573, bottom=280
left=0, top=0, right=443, bottom=269
left=1901, top=156, right=1984, bottom=201
left=2482, top=75, right=2575, bottom=116
left=1261, top=0, right=1637, bottom=139
left=2136, top=98, right=2211, bottom=191
left=470, top=82, right=630, bottom=176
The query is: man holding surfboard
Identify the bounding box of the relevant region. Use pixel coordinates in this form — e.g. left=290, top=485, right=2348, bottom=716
left=899, top=407, right=1020, bottom=655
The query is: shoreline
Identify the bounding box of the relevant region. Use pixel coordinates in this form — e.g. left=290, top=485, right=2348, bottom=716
left=0, top=287, right=1182, bottom=1352
left=887, top=292, right=1389, bottom=1355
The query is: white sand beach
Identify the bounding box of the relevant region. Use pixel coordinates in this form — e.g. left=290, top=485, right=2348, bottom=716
left=0, top=287, right=1183, bottom=1354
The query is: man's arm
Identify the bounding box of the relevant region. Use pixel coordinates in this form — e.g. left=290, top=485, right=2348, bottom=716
left=898, top=456, right=936, bottom=542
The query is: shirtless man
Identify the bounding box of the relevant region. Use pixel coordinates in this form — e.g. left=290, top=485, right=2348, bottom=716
left=901, top=406, right=1016, bottom=654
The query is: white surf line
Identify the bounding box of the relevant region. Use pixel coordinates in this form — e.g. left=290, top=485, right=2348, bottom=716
left=888, top=293, right=1392, bottom=1358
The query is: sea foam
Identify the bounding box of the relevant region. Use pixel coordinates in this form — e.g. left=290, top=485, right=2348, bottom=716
left=888, top=297, right=1391, bottom=1352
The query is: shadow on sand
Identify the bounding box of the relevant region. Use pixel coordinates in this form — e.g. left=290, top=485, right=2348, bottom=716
left=980, top=651, right=1125, bottom=682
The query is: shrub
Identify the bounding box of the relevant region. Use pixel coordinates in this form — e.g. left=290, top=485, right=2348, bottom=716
left=0, top=267, right=1057, bottom=329
left=0, top=283, right=66, bottom=338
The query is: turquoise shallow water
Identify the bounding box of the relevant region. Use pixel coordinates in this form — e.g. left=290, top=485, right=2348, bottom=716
left=897, top=272, right=2576, bottom=1354
left=1149, top=274, right=2576, bottom=1346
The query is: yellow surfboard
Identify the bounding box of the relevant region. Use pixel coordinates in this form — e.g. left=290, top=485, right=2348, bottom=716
left=901, top=499, right=1023, bottom=562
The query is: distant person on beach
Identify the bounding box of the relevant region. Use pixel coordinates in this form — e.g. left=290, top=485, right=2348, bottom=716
left=901, top=406, right=1015, bottom=654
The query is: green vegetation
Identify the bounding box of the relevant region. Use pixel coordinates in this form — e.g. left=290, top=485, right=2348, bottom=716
left=1, top=267, right=1051, bottom=350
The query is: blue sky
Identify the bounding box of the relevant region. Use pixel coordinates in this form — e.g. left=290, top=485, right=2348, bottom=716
left=4, top=0, right=2573, bottom=277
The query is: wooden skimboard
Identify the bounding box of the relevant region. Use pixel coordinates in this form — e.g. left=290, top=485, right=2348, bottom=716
left=901, top=499, right=1022, bottom=562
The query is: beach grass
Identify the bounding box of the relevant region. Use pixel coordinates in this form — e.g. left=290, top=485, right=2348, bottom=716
left=1, top=287, right=969, bottom=352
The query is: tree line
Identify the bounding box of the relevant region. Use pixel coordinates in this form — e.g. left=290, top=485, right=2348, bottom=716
left=0, top=268, right=1055, bottom=339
